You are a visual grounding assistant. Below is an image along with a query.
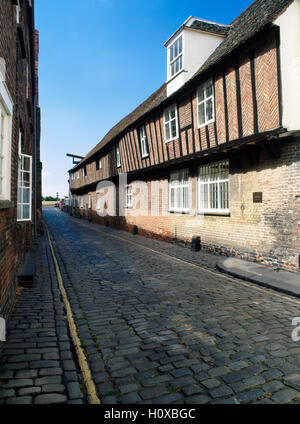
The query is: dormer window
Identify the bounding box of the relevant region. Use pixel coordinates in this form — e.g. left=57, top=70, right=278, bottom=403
left=169, top=36, right=183, bottom=78
left=165, top=17, right=228, bottom=97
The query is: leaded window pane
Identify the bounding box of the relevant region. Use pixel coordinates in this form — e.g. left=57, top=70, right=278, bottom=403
left=23, top=205, right=30, bottom=220
left=165, top=123, right=170, bottom=141
left=171, top=120, right=177, bottom=138
left=206, top=98, right=213, bottom=121
left=170, top=107, right=176, bottom=119
left=198, top=88, right=205, bottom=102
left=197, top=80, right=215, bottom=127
left=198, top=103, right=205, bottom=125
left=23, top=188, right=30, bottom=204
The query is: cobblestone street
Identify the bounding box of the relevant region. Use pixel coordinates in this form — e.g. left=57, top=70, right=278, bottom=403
left=1, top=208, right=300, bottom=404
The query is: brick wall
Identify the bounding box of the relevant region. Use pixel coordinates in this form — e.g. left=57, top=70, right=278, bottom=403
left=68, top=27, right=296, bottom=271
left=0, top=0, right=40, bottom=320
left=72, top=139, right=300, bottom=272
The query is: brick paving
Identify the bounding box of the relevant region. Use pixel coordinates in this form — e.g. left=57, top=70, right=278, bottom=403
left=2, top=208, right=300, bottom=404
left=0, top=234, right=85, bottom=404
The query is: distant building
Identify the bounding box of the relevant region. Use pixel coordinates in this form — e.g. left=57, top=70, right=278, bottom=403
left=69, top=0, right=300, bottom=271
left=0, top=0, right=41, bottom=318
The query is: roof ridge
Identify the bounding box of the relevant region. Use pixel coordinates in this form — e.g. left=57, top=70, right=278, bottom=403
left=191, top=17, right=230, bottom=27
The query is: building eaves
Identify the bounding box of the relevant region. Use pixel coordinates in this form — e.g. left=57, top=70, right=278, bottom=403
left=70, top=83, right=168, bottom=172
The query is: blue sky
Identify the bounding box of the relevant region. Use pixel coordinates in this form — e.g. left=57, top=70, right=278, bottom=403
left=37, top=0, right=253, bottom=198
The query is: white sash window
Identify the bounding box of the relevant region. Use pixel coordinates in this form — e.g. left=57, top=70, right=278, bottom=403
left=17, top=151, right=32, bottom=222
left=116, top=145, right=121, bottom=168
left=169, top=169, right=189, bottom=213
left=197, top=80, right=215, bottom=128
left=139, top=126, right=149, bottom=158
left=126, top=185, right=133, bottom=208
left=169, top=36, right=183, bottom=78
left=164, top=104, right=178, bottom=143
left=198, top=160, right=229, bottom=213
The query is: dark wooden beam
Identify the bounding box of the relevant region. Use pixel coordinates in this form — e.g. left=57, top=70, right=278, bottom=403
left=262, top=140, right=281, bottom=159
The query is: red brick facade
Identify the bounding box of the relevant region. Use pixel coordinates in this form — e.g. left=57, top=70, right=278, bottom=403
left=0, top=0, right=41, bottom=319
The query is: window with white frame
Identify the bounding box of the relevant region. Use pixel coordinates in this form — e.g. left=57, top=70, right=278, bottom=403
left=17, top=135, right=32, bottom=222
left=0, top=87, right=13, bottom=202
left=0, top=108, right=5, bottom=199
left=96, top=193, right=101, bottom=210
left=169, top=36, right=183, bottom=78
left=197, top=80, right=215, bottom=127
left=88, top=195, right=92, bottom=209
left=164, top=104, right=178, bottom=143
left=82, top=167, right=86, bottom=177
left=139, top=126, right=149, bottom=158
left=169, top=169, right=189, bottom=213
left=116, top=144, right=121, bottom=168
left=126, top=185, right=133, bottom=208
left=77, top=172, right=80, bottom=179
left=198, top=160, right=229, bottom=213
left=96, top=157, right=102, bottom=170
left=16, top=0, right=21, bottom=23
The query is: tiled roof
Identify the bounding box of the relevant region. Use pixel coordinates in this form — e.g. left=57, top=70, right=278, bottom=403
left=76, top=83, right=167, bottom=167
left=193, top=0, right=293, bottom=78
left=189, top=20, right=230, bottom=36
left=72, top=0, right=293, bottom=171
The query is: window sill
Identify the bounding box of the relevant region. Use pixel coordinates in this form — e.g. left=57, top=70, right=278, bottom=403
left=197, top=211, right=230, bottom=217
left=198, top=119, right=215, bottom=129
left=17, top=219, right=32, bottom=225
left=0, top=200, right=14, bottom=210
left=169, top=210, right=189, bottom=215
left=141, top=155, right=149, bottom=160
left=165, top=136, right=178, bottom=144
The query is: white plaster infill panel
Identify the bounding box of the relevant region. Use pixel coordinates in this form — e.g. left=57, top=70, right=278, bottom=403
left=274, top=0, right=300, bottom=131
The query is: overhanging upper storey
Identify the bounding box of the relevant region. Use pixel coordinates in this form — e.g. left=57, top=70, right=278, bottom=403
left=165, top=16, right=230, bottom=97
